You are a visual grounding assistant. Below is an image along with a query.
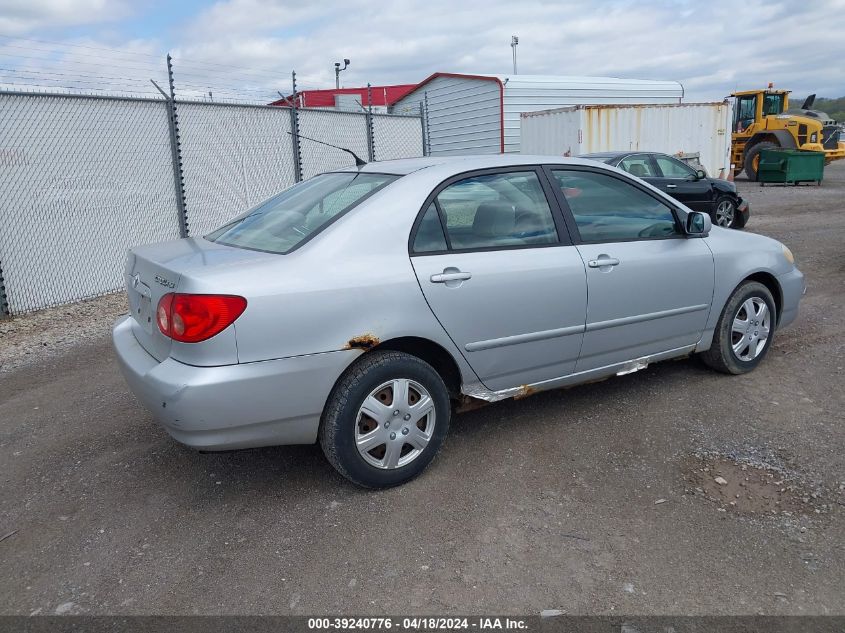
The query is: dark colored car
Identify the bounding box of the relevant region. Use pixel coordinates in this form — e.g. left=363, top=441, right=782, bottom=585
left=580, top=151, right=750, bottom=229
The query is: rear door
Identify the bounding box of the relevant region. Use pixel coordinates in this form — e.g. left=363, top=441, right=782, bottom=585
left=409, top=167, right=587, bottom=391
left=648, top=154, right=714, bottom=212
left=546, top=166, right=715, bottom=372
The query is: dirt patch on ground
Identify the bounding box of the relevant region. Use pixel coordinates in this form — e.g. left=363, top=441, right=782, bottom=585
left=0, top=292, right=127, bottom=373
left=681, top=452, right=834, bottom=518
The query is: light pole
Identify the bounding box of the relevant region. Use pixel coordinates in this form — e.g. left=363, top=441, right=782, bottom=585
left=510, top=36, right=518, bottom=74
left=334, top=58, right=350, bottom=89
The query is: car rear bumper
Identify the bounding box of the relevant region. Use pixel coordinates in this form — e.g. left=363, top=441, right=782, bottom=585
left=112, top=315, right=353, bottom=450
left=777, top=267, right=805, bottom=329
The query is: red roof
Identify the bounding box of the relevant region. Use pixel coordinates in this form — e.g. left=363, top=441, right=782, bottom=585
left=270, top=84, right=417, bottom=108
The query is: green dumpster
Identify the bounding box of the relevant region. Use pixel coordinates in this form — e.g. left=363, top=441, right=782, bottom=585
left=758, top=149, right=825, bottom=186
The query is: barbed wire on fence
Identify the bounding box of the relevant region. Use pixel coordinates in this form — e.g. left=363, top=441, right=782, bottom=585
left=0, top=33, right=331, bottom=101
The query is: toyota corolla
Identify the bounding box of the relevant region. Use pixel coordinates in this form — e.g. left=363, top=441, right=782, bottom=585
left=113, top=155, right=804, bottom=488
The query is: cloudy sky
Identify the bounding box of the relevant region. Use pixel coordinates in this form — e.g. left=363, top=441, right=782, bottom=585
left=1, top=0, right=843, bottom=101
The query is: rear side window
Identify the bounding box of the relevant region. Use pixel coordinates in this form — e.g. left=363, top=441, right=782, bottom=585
left=206, top=172, right=398, bottom=254
left=552, top=170, right=681, bottom=242
left=433, top=171, right=558, bottom=250
left=619, top=156, right=657, bottom=178
left=412, top=203, right=448, bottom=253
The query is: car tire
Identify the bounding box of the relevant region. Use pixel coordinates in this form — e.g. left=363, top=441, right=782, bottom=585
left=319, top=350, right=451, bottom=488
left=700, top=281, right=777, bottom=375
left=713, top=196, right=741, bottom=229
left=743, top=141, right=778, bottom=181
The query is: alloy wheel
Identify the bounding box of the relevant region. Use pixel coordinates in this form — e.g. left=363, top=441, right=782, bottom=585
left=716, top=200, right=735, bottom=227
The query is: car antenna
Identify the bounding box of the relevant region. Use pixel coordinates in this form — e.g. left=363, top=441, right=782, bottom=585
left=286, top=131, right=367, bottom=168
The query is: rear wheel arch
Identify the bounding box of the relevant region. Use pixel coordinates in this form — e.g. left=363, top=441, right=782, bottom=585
left=371, top=336, right=463, bottom=400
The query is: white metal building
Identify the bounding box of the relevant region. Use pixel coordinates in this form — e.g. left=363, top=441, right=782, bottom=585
left=520, top=102, right=732, bottom=177
left=392, top=73, right=684, bottom=155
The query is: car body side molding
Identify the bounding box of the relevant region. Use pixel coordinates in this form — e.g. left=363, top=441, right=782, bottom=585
left=585, top=303, right=710, bottom=333
left=464, top=324, right=586, bottom=352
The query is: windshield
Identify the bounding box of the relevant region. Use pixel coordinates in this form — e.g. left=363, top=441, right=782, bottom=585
left=206, top=172, right=399, bottom=254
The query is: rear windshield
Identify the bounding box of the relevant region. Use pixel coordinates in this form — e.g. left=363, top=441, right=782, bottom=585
left=206, top=172, right=399, bottom=254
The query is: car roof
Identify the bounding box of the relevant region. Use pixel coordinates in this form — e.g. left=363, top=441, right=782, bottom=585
left=335, top=154, right=608, bottom=176
left=578, top=152, right=625, bottom=160
left=581, top=151, right=681, bottom=162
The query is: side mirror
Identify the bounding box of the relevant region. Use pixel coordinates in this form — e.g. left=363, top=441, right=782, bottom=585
left=696, top=169, right=707, bottom=180
left=686, top=211, right=711, bottom=236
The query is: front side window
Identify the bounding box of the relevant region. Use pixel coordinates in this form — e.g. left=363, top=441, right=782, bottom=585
left=654, top=155, right=695, bottom=179
left=206, top=172, right=398, bottom=254
left=552, top=170, right=681, bottom=242
left=434, top=171, right=558, bottom=250
left=619, top=155, right=657, bottom=178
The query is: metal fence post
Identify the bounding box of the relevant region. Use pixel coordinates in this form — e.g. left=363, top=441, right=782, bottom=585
left=366, top=83, right=375, bottom=162
left=0, top=259, right=10, bottom=318
left=165, top=54, right=189, bottom=238
left=423, top=91, right=432, bottom=156
left=419, top=102, right=429, bottom=156
left=290, top=71, right=303, bottom=182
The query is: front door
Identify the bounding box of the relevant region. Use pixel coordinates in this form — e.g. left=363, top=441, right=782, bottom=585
left=648, top=154, right=714, bottom=213
left=547, top=167, right=715, bottom=372
left=409, top=168, right=587, bottom=391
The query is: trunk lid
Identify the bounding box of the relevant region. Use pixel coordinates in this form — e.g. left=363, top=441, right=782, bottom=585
left=124, top=237, right=274, bottom=362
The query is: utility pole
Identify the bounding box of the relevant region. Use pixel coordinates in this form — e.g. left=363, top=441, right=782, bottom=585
left=334, top=58, right=350, bottom=89
left=511, top=35, right=519, bottom=74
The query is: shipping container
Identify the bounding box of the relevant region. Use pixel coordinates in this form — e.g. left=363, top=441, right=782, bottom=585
left=520, top=102, right=732, bottom=177
left=392, top=73, right=684, bottom=156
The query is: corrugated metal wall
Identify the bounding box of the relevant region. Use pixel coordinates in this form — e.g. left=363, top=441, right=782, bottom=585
left=519, top=106, right=582, bottom=157
left=520, top=102, right=732, bottom=176
left=392, top=75, right=501, bottom=155
left=500, top=76, right=685, bottom=153
left=394, top=73, right=685, bottom=156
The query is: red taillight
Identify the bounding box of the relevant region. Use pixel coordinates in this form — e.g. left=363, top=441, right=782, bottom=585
left=156, top=293, right=247, bottom=343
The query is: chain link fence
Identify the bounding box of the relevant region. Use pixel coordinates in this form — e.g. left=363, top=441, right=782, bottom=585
left=372, top=113, right=424, bottom=160
left=0, top=91, right=424, bottom=316
left=298, top=109, right=370, bottom=179
left=178, top=101, right=297, bottom=236
left=0, top=92, right=179, bottom=315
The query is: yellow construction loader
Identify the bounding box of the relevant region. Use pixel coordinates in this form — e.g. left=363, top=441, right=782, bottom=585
left=730, top=85, right=845, bottom=180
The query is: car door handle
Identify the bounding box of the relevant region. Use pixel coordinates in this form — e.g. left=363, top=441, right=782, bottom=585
left=588, top=257, right=620, bottom=268
left=430, top=271, right=472, bottom=283
left=666, top=184, right=678, bottom=189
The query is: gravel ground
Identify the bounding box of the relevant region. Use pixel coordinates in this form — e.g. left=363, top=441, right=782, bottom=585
left=0, top=164, right=844, bottom=616
left=0, top=292, right=127, bottom=373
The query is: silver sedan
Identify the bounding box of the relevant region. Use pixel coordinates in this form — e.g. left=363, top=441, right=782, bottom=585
left=112, top=155, right=805, bottom=488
